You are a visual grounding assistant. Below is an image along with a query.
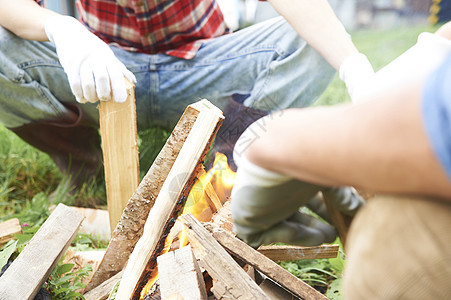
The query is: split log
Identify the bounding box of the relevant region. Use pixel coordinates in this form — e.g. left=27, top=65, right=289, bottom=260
left=0, top=218, right=22, bottom=246
left=0, top=204, right=84, bottom=300
left=116, top=100, right=224, bottom=300
left=99, top=79, right=140, bottom=234
left=157, top=245, right=207, bottom=300
left=86, top=99, right=219, bottom=291
left=204, top=223, right=328, bottom=300
left=181, top=214, right=270, bottom=300
left=258, top=244, right=339, bottom=261
left=83, top=270, right=123, bottom=300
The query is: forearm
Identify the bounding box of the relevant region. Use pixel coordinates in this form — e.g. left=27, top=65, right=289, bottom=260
left=247, top=80, right=451, bottom=200
left=268, top=0, right=359, bottom=70
left=0, top=0, right=59, bottom=41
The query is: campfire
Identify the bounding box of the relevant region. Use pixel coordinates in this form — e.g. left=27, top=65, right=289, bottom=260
left=138, top=152, right=236, bottom=299
left=0, top=99, right=344, bottom=300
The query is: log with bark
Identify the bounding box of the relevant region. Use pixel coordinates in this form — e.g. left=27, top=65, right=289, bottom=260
left=115, top=100, right=224, bottom=300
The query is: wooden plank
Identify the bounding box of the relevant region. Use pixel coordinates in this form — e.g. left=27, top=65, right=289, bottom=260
left=181, top=214, right=270, bottom=300
left=99, top=79, right=140, bottom=234
left=0, top=218, right=22, bottom=246
left=0, top=204, right=84, bottom=300
left=258, top=244, right=339, bottom=261
left=86, top=98, right=212, bottom=291
left=157, top=245, right=207, bottom=300
left=204, top=223, right=328, bottom=300
left=83, top=270, right=123, bottom=300
left=116, top=100, right=224, bottom=300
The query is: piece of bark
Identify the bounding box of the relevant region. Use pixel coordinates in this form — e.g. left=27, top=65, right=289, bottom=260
left=86, top=99, right=216, bottom=291
left=0, top=218, right=22, bottom=246
left=157, top=245, right=207, bottom=300
left=181, top=214, right=270, bottom=300
left=116, top=100, right=224, bottom=300
left=257, top=244, right=339, bottom=262
left=205, top=223, right=328, bottom=300
left=99, top=79, right=140, bottom=233
left=83, top=270, right=123, bottom=300
left=0, top=204, right=84, bottom=300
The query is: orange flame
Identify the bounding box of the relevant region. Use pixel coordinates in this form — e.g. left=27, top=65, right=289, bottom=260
left=140, top=152, right=236, bottom=299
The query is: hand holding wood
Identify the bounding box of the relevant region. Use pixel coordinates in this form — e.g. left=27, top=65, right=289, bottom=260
left=45, top=15, right=136, bottom=104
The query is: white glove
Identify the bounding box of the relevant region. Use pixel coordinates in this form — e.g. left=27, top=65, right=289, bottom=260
left=44, top=16, right=136, bottom=104
left=339, top=53, right=375, bottom=103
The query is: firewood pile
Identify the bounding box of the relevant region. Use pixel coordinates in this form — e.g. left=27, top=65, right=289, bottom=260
left=0, top=100, right=341, bottom=300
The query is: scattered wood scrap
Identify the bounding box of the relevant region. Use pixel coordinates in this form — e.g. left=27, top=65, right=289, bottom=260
left=258, top=244, right=339, bottom=261
left=157, top=245, right=207, bottom=300
left=0, top=204, right=84, bottom=300
left=73, top=207, right=110, bottom=241
left=181, top=213, right=269, bottom=300
left=204, top=222, right=329, bottom=300
left=0, top=218, right=22, bottom=246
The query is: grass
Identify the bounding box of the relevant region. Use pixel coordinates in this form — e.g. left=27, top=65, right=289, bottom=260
left=0, top=21, right=442, bottom=298
left=316, top=23, right=440, bottom=106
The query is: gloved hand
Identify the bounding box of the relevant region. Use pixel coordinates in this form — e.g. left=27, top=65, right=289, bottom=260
left=44, top=15, right=136, bottom=104
left=339, top=52, right=375, bottom=103
left=231, top=117, right=365, bottom=248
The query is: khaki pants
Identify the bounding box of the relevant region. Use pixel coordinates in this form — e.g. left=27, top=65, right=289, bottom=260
left=343, top=195, right=451, bottom=299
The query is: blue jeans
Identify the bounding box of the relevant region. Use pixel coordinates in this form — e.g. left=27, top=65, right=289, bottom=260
left=0, top=16, right=334, bottom=131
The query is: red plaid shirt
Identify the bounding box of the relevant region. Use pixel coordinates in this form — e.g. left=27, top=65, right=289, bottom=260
left=39, top=0, right=229, bottom=59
